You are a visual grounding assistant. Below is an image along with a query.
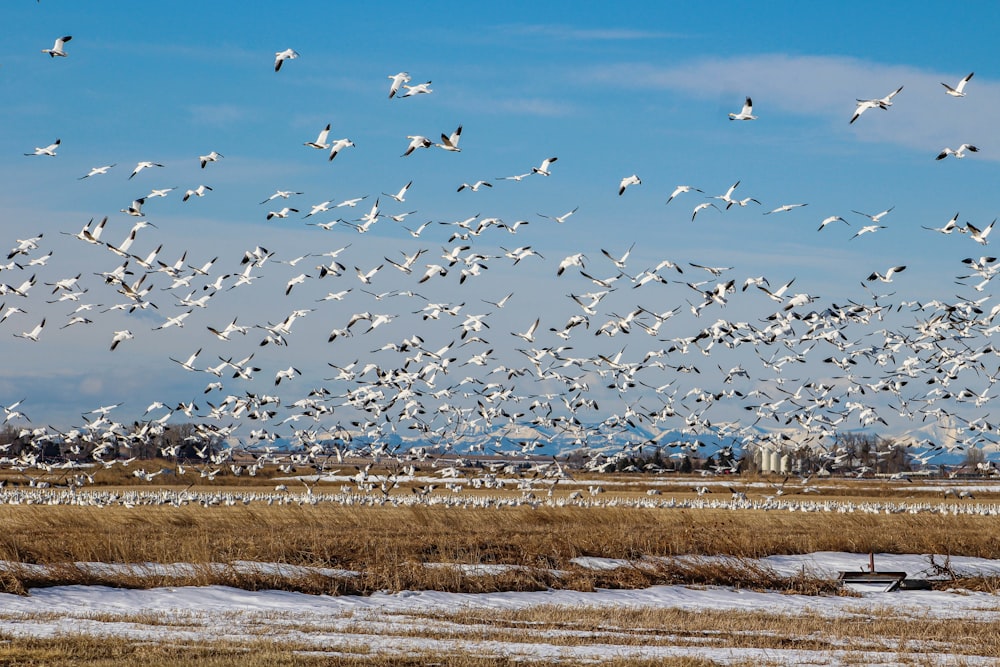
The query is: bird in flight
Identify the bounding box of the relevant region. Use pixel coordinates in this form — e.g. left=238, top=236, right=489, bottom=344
left=387, top=71, right=410, bottom=98
left=619, top=174, right=641, bottom=196
left=936, top=144, right=978, bottom=160
left=24, top=139, right=60, bottom=157
left=728, top=97, right=757, bottom=120
left=532, top=157, right=558, bottom=177
left=942, top=72, right=974, bottom=97
left=274, top=48, right=298, bottom=72
left=42, top=35, right=72, bottom=57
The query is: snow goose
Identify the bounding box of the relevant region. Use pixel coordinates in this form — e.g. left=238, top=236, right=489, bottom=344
left=436, top=125, right=462, bottom=151
left=304, top=124, right=331, bottom=150
left=936, top=144, right=978, bottom=160
left=942, top=72, right=973, bottom=97
left=666, top=185, right=703, bottom=204
left=42, top=35, right=72, bottom=57
left=618, top=174, right=641, bottom=196
left=387, top=71, right=410, bottom=98
left=728, top=96, right=757, bottom=120
left=274, top=48, right=298, bottom=72
left=24, top=139, right=60, bottom=156
left=531, top=157, right=558, bottom=176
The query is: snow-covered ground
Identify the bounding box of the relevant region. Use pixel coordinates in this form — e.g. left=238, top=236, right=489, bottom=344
left=1, top=552, right=998, bottom=665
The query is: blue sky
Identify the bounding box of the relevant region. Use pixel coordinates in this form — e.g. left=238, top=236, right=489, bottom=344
left=2, top=1, right=1000, bottom=460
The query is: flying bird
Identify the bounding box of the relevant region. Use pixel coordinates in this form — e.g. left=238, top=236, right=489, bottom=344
left=618, top=174, right=641, bottom=196
left=42, top=35, right=72, bottom=57
left=764, top=203, right=808, bottom=215
left=274, top=48, right=298, bottom=72
left=402, top=135, right=432, bottom=156
left=936, top=144, right=979, bottom=160
left=183, top=185, right=213, bottom=201
left=728, top=97, right=757, bottom=120
left=129, top=161, right=164, bottom=179
left=436, top=125, right=462, bottom=152
left=199, top=151, right=223, bottom=168
left=532, top=157, right=558, bottom=176
left=666, top=185, right=703, bottom=204
left=305, top=124, right=331, bottom=150
left=399, top=81, right=432, bottom=97
left=78, top=164, right=116, bottom=180
left=387, top=71, right=411, bottom=98
left=24, top=139, right=60, bottom=157
left=457, top=180, right=492, bottom=193
left=942, top=72, right=974, bottom=97
left=817, top=215, right=849, bottom=231
left=866, top=265, right=906, bottom=283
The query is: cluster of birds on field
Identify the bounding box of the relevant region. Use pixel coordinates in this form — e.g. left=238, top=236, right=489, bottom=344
left=1, top=482, right=998, bottom=515
left=3, top=26, right=1000, bottom=497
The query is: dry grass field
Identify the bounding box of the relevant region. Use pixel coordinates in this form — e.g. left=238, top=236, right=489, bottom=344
left=1, top=472, right=998, bottom=665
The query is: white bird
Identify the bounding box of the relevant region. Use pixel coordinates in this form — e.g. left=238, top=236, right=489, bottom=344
left=328, top=137, right=355, bottom=161
left=387, top=71, right=411, bottom=98
left=402, top=135, right=432, bottom=156
left=850, top=224, right=886, bottom=240
left=436, top=125, right=462, bottom=151
left=199, top=151, right=223, bottom=168
left=532, top=157, right=558, bottom=176
left=285, top=273, right=311, bottom=295
left=110, top=329, right=133, bottom=351
left=851, top=85, right=903, bottom=124
left=817, top=215, right=849, bottom=231
left=400, top=81, right=432, bottom=97
left=728, top=96, right=757, bottom=120
left=14, top=319, right=44, bottom=342
left=539, top=207, right=579, bottom=224
left=78, top=164, right=116, bottom=180
left=383, top=180, right=413, bottom=202
left=618, top=174, right=641, bottom=196
left=42, top=35, right=72, bottom=57
left=129, top=161, right=164, bottom=179
left=936, top=144, right=978, bottom=160
left=923, top=212, right=961, bottom=234
left=942, top=72, right=974, bottom=97
left=966, top=220, right=995, bottom=245
left=170, top=348, right=202, bottom=372
left=305, top=124, right=331, bottom=150
left=666, top=185, right=703, bottom=204
left=183, top=185, right=213, bottom=201
left=259, top=190, right=302, bottom=204
left=457, top=180, right=492, bottom=192
left=512, top=318, right=541, bottom=342
left=692, top=202, right=719, bottom=221
left=764, top=203, right=808, bottom=215
left=266, top=207, right=298, bottom=221
left=274, top=366, right=302, bottom=385
left=852, top=206, right=894, bottom=223
left=121, top=197, right=146, bottom=217
left=274, top=48, right=298, bottom=72
left=866, top=265, right=906, bottom=282
left=24, top=139, right=60, bottom=157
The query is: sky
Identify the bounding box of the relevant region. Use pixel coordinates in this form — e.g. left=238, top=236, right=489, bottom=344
left=3, top=1, right=1000, bottom=460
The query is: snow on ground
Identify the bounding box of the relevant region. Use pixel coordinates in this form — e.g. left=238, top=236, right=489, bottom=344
left=0, top=552, right=998, bottom=665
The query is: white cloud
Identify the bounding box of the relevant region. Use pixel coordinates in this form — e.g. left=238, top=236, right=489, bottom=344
left=585, top=54, right=1000, bottom=158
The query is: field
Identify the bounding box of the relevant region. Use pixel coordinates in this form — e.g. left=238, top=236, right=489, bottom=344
left=1, top=471, right=999, bottom=665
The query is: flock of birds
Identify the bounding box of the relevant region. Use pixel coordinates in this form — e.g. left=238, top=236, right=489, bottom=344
left=2, top=30, right=1000, bottom=503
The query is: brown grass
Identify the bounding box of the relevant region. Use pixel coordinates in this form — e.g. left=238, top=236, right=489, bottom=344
left=0, top=500, right=996, bottom=594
